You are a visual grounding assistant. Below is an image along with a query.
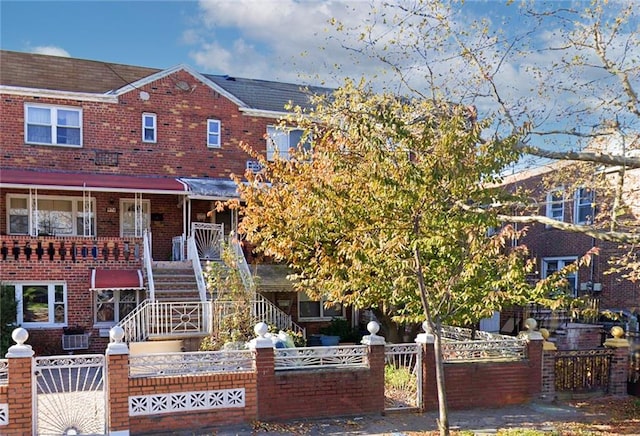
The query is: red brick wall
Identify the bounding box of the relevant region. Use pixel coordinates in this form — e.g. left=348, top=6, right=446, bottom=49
left=127, top=372, right=257, bottom=434
left=255, top=346, right=384, bottom=421
left=0, top=241, right=142, bottom=354
left=422, top=340, right=542, bottom=411
left=1, top=70, right=273, bottom=179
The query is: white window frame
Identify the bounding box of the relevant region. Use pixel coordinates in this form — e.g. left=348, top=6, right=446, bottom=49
left=6, top=193, right=96, bottom=236
left=298, top=291, right=345, bottom=321
left=574, top=187, right=595, bottom=224
left=545, top=188, right=564, bottom=222
left=541, top=257, right=578, bottom=297
left=11, top=282, right=67, bottom=327
left=266, top=125, right=311, bottom=161
left=142, top=113, right=157, bottom=143
left=120, top=198, right=151, bottom=238
left=93, top=289, right=143, bottom=327
left=24, top=103, right=82, bottom=147
left=207, top=119, right=221, bottom=148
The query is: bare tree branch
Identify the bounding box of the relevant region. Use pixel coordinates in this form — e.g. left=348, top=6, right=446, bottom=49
left=516, top=143, right=640, bottom=169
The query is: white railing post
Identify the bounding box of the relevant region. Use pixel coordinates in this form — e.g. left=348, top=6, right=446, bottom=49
left=143, top=230, right=155, bottom=301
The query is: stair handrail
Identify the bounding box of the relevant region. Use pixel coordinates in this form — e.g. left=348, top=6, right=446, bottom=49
left=228, top=233, right=256, bottom=293
left=228, top=232, right=305, bottom=337
left=118, top=298, right=150, bottom=343
left=187, top=235, right=207, bottom=302
left=143, top=230, right=155, bottom=301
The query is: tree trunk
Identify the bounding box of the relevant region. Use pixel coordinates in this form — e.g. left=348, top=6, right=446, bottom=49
left=433, top=321, right=450, bottom=436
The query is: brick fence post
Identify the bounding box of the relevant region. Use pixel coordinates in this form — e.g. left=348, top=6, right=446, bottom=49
left=250, top=322, right=275, bottom=421
left=4, top=328, right=35, bottom=435
left=105, top=326, right=130, bottom=436
left=603, top=326, right=630, bottom=396
left=539, top=328, right=557, bottom=401
left=361, top=321, right=386, bottom=414
left=521, top=318, right=544, bottom=400
left=415, top=322, right=437, bottom=411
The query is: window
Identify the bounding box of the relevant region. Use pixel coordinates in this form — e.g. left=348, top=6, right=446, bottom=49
left=574, top=187, right=595, bottom=224
left=120, top=198, right=150, bottom=237
left=142, top=113, right=157, bottom=143
left=9, top=282, right=67, bottom=326
left=266, top=126, right=311, bottom=161
left=545, top=189, right=564, bottom=221
left=542, top=257, right=578, bottom=297
left=94, top=289, right=142, bottom=325
left=25, top=104, right=82, bottom=146
left=298, top=292, right=344, bottom=320
left=6, top=194, right=95, bottom=236
left=207, top=119, right=221, bottom=148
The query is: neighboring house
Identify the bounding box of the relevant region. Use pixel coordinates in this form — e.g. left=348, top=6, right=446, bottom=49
left=0, top=50, right=340, bottom=354
left=499, top=152, right=640, bottom=333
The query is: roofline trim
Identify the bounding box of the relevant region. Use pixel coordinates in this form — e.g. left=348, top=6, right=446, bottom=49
left=112, top=64, right=248, bottom=108
left=0, top=182, right=189, bottom=195
left=239, top=107, right=291, bottom=119
left=0, top=85, right=118, bottom=103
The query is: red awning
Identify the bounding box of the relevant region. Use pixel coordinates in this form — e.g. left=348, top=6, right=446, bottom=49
left=90, top=269, right=144, bottom=290
left=0, top=168, right=187, bottom=194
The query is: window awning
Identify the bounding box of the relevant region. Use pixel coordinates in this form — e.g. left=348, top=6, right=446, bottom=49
left=90, top=269, right=144, bottom=290
left=179, top=177, right=240, bottom=200
left=0, top=168, right=188, bottom=194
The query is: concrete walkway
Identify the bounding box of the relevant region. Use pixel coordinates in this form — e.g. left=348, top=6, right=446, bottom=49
left=161, top=400, right=619, bottom=435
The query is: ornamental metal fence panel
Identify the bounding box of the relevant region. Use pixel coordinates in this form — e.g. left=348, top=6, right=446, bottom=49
left=554, top=349, right=614, bottom=393
left=384, top=343, right=422, bottom=411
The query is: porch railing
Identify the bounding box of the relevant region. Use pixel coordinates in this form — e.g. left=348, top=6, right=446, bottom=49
left=0, top=235, right=142, bottom=263
left=119, top=300, right=211, bottom=343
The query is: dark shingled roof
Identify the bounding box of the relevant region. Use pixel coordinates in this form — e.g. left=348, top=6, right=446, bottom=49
left=205, top=74, right=334, bottom=112
left=0, top=50, right=334, bottom=112
left=0, top=50, right=160, bottom=93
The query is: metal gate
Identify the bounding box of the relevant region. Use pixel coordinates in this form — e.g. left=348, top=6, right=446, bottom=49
left=191, top=222, right=224, bottom=260
left=384, top=343, right=422, bottom=411
left=34, top=354, right=106, bottom=435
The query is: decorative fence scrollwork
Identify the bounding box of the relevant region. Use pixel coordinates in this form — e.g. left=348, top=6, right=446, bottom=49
left=275, top=345, right=368, bottom=370
left=129, top=350, right=253, bottom=378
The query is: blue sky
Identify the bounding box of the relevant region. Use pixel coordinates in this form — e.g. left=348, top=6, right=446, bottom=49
left=0, top=0, right=524, bottom=86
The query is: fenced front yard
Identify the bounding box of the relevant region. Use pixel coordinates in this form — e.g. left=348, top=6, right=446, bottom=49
left=0, top=322, right=632, bottom=434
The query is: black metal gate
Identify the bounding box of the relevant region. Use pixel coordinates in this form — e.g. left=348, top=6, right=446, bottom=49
left=555, top=349, right=613, bottom=394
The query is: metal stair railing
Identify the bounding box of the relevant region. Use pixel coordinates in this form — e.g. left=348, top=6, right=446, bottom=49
left=143, top=230, right=155, bottom=301
left=187, top=235, right=208, bottom=302
left=119, top=299, right=150, bottom=343
left=228, top=234, right=305, bottom=337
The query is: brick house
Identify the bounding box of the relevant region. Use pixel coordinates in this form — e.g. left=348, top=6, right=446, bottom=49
left=499, top=156, right=640, bottom=334
left=0, top=50, right=348, bottom=355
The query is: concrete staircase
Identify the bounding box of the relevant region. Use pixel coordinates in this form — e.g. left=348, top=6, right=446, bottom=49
left=151, top=260, right=202, bottom=302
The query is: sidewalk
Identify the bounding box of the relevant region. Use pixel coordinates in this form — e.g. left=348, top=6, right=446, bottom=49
left=194, top=399, right=619, bottom=435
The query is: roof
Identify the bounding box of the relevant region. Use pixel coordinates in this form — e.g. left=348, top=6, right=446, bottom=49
left=0, top=50, right=333, bottom=113
left=0, top=50, right=160, bottom=93
left=179, top=178, right=240, bottom=200
left=205, top=74, right=333, bottom=112
left=0, top=168, right=187, bottom=194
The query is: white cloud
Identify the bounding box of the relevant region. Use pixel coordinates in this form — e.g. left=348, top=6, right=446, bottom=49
left=31, top=46, right=71, bottom=57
